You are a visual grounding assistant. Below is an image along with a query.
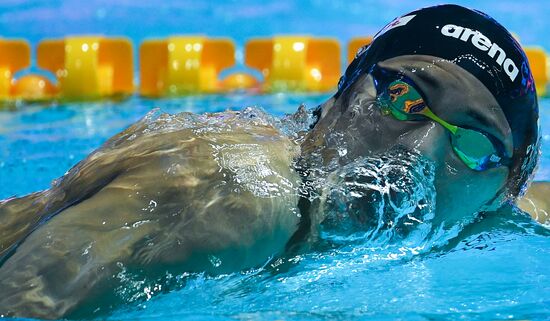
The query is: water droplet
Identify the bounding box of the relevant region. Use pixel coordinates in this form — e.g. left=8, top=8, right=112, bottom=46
left=208, top=255, right=222, bottom=267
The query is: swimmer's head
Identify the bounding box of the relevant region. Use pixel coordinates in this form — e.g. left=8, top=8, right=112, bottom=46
left=304, top=4, right=540, bottom=223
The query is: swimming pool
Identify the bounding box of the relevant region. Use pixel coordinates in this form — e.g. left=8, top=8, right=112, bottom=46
left=1, top=1, right=550, bottom=320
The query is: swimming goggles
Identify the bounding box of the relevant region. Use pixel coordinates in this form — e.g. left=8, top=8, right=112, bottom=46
left=375, top=76, right=511, bottom=171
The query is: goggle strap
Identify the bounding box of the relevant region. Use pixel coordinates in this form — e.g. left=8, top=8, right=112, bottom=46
left=421, top=108, right=459, bottom=135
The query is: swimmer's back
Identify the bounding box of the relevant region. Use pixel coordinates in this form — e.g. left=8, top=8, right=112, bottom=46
left=0, top=111, right=302, bottom=318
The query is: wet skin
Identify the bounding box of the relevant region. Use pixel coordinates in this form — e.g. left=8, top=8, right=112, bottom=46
left=0, top=56, right=537, bottom=319
left=518, top=181, right=550, bottom=224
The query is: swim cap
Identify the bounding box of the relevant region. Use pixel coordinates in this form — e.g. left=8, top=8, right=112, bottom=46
left=338, top=4, right=539, bottom=197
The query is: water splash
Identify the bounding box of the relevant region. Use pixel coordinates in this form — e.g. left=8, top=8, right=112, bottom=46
left=317, top=149, right=436, bottom=249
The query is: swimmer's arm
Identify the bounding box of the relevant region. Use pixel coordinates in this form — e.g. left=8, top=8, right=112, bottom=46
left=517, top=181, right=550, bottom=224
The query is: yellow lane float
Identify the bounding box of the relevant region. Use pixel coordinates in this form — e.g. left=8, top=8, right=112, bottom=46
left=347, top=37, right=372, bottom=63
left=140, top=36, right=236, bottom=96
left=37, top=36, right=134, bottom=100
left=245, top=36, right=341, bottom=92
left=0, top=38, right=31, bottom=101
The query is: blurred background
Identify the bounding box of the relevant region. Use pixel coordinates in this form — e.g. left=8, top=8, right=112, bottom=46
left=0, top=0, right=547, bottom=63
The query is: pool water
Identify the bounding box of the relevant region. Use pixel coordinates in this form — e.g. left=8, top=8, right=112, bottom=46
left=1, top=93, right=550, bottom=321
left=1, top=0, right=550, bottom=320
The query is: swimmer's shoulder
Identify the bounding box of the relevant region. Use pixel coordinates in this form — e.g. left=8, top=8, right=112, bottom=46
left=518, top=181, right=550, bottom=224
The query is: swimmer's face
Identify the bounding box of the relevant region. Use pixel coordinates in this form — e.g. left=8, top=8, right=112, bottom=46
left=303, top=55, right=512, bottom=226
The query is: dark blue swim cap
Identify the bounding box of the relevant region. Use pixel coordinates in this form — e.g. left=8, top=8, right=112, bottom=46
left=338, top=4, right=539, bottom=197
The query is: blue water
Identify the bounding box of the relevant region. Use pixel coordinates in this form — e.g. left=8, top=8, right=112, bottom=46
left=1, top=1, right=550, bottom=320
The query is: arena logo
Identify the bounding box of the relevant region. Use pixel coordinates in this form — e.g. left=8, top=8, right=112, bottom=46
left=441, top=24, right=519, bottom=82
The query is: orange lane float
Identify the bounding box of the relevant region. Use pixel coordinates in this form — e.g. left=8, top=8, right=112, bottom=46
left=2, top=34, right=550, bottom=103
left=0, top=38, right=31, bottom=101
left=11, top=74, right=58, bottom=102
left=347, top=37, right=372, bottom=64
left=524, top=47, right=548, bottom=96
left=245, top=36, right=341, bottom=92
left=140, top=36, right=238, bottom=96
left=220, top=72, right=260, bottom=92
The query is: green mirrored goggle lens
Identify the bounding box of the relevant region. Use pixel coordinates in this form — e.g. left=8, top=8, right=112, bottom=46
left=380, top=80, right=503, bottom=171
left=451, top=129, right=502, bottom=170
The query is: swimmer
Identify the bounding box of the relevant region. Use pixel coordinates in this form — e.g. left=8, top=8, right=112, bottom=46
left=301, top=4, right=540, bottom=234
left=0, top=4, right=541, bottom=319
